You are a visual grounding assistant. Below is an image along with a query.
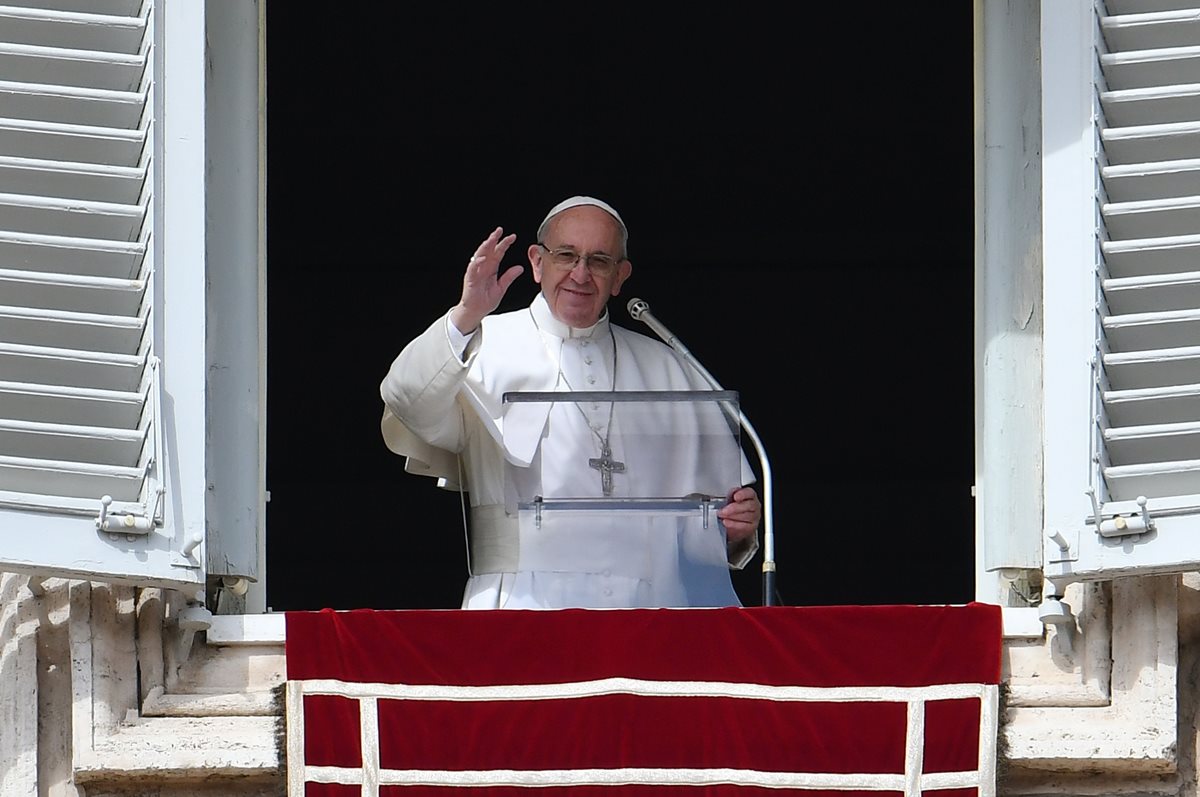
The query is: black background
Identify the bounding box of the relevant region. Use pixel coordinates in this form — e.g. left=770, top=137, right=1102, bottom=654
left=262, top=7, right=976, bottom=611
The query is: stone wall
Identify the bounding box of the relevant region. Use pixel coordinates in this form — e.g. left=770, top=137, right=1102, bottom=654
left=4, top=570, right=1200, bottom=795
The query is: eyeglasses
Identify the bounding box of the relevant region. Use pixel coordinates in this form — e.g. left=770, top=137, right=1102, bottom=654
left=538, top=244, right=621, bottom=276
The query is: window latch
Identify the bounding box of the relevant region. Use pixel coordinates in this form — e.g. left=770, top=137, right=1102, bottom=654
left=1086, top=487, right=1154, bottom=539
left=95, top=494, right=154, bottom=537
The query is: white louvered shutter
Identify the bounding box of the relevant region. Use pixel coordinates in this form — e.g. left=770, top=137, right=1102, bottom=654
left=1044, top=1, right=1200, bottom=582
left=0, top=0, right=205, bottom=589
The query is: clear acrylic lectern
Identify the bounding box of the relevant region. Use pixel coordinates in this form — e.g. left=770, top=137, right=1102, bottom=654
left=500, top=390, right=745, bottom=608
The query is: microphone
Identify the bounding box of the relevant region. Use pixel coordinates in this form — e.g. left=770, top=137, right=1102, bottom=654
left=626, top=297, right=694, bottom=360
left=625, top=296, right=778, bottom=607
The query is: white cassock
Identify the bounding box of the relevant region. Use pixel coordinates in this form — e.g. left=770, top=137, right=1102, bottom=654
left=381, top=294, right=758, bottom=609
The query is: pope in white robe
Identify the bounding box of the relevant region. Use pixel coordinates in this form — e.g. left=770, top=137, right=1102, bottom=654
left=380, top=196, right=762, bottom=609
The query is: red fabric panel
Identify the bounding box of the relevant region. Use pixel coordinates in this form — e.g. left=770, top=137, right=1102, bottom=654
left=377, top=695, right=905, bottom=773
left=379, top=789, right=910, bottom=797
left=924, top=698, right=983, bottom=773
left=285, top=604, right=1002, bottom=687
left=302, top=695, right=361, bottom=768
left=306, top=785, right=361, bottom=797
left=379, top=790, right=911, bottom=797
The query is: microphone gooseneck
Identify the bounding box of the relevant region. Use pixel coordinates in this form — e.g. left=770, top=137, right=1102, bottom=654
left=625, top=295, right=778, bottom=606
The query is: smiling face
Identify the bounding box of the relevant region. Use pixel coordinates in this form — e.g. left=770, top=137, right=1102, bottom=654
left=527, top=205, right=632, bottom=329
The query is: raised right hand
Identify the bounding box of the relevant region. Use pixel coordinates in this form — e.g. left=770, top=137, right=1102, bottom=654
left=449, top=227, right=523, bottom=334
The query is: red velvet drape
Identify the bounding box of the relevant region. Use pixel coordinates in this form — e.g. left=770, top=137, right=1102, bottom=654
left=286, top=604, right=1002, bottom=796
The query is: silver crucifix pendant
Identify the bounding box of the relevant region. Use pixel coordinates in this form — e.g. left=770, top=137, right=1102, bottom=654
left=588, top=441, right=626, bottom=496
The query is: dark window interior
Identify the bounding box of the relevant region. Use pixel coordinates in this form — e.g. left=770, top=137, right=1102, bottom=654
left=263, top=7, right=976, bottom=611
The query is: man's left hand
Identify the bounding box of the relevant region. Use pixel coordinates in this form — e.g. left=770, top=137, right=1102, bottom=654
left=718, top=486, right=761, bottom=543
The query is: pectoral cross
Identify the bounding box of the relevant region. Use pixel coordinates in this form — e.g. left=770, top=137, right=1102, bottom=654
left=588, top=441, right=625, bottom=496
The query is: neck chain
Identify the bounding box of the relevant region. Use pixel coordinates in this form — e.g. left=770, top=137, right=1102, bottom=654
left=529, top=310, right=625, bottom=496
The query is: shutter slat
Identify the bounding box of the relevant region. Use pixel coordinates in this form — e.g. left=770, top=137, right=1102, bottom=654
left=1104, top=346, right=1200, bottom=390
left=0, top=116, right=145, bottom=165
left=1102, top=308, right=1200, bottom=351
left=0, top=80, right=145, bottom=128
left=0, top=231, right=144, bottom=279
left=1104, top=419, right=1200, bottom=465
left=0, top=154, right=144, bottom=203
left=0, top=267, right=144, bottom=316
left=0, top=453, right=143, bottom=502
left=1103, top=10, right=1200, bottom=52
left=0, top=421, right=142, bottom=463
left=0, top=342, right=143, bottom=392
left=1102, top=120, right=1200, bottom=163
left=1102, top=270, right=1200, bottom=315
left=0, top=379, right=143, bottom=427
left=1106, top=2, right=1200, bottom=17
left=0, top=487, right=141, bottom=516
left=1102, top=233, right=1200, bottom=277
left=0, top=5, right=145, bottom=54
left=1101, top=46, right=1200, bottom=91
left=0, top=44, right=144, bottom=92
left=0, top=191, right=143, bottom=239
left=1101, top=82, right=1200, bottom=127
left=1104, top=382, right=1200, bottom=426
left=14, top=0, right=143, bottom=16
left=0, top=417, right=144, bottom=465
left=0, top=304, right=145, bottom=353
left=1102, top=194, right=1200, bottom=239
left=0, top=266, right=142, bottom=290
left=1104, top=460, right=1200, bottom=500
left=1103, top=158, right=1200, bottom=201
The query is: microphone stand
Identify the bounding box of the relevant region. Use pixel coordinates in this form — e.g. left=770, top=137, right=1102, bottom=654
left=627, top=298, right=777, bottom=606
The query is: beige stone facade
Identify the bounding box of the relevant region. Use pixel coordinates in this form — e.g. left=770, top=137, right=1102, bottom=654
left=4, top=570, right=1200, bottom=795
left=0, top=573, right=283, bottom=795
